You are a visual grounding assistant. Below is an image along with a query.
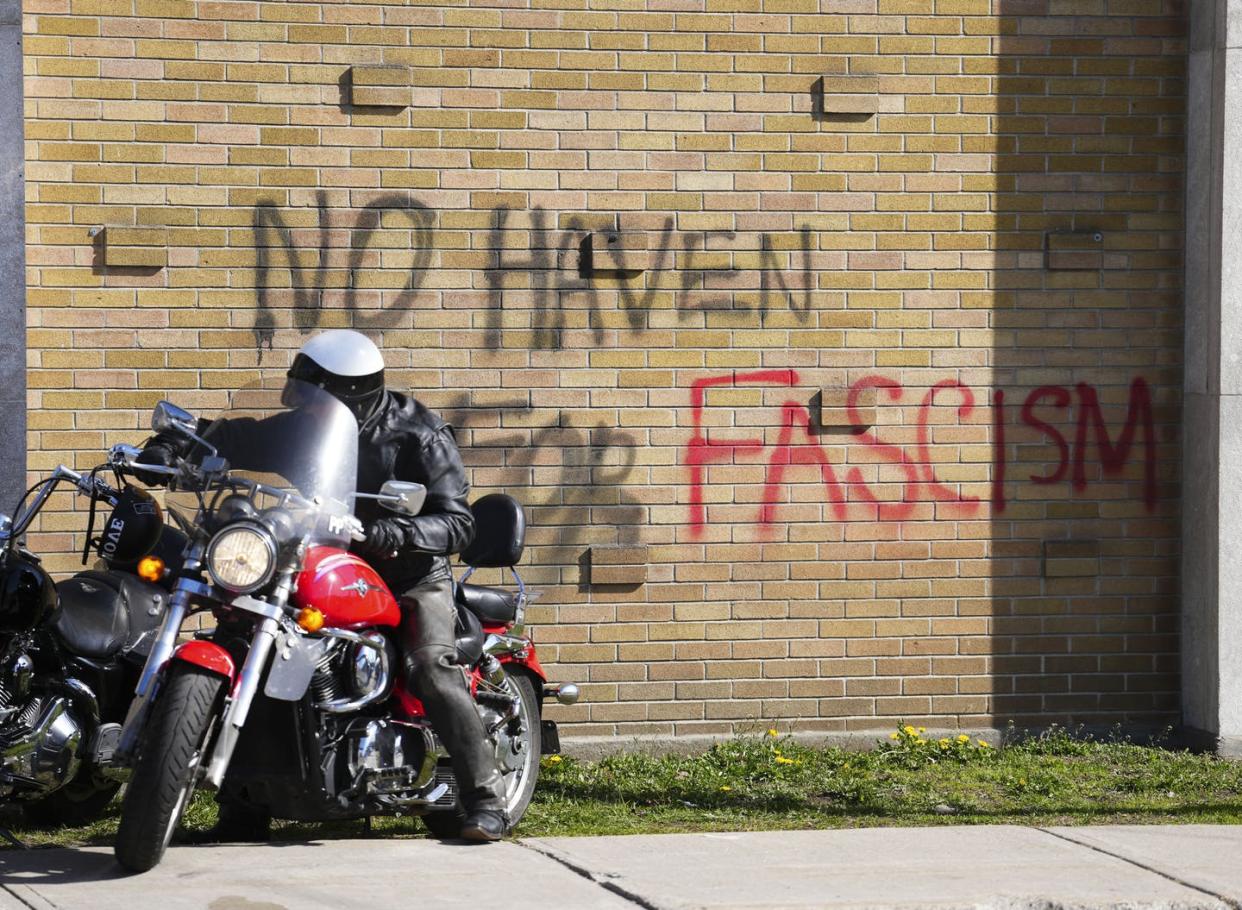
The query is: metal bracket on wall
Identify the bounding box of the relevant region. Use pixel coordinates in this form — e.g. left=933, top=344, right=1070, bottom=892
left=98, top=226, right=167, bottom=269
left=816, top=386, right=875, bottom=433
left=348, top=64, right=413, bottom=109
left=587, top=545, right=649, bottom=586
left=1045, top=231, right=1106, bottom=271
left=820, top=75, right=879, bottom=117
left=581, top=232, right=648, bottom=278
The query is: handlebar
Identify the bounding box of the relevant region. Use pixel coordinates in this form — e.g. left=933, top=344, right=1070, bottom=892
left=1, top=464, right=121, bottom=545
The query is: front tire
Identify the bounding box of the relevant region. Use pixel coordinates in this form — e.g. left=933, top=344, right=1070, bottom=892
left=114, top=664, right=223, bottom=873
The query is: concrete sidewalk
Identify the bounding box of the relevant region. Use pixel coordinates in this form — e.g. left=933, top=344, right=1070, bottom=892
left=2, top=825, right=1240, bottom=910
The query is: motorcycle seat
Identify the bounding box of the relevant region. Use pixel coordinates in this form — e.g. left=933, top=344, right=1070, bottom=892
left=454, top=582, right=518, bottom=626
left=53, top=571, right=131, bottom=660
left=53, top=570, right=166, bottom=661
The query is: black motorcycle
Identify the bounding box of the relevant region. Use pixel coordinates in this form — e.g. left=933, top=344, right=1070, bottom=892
left=0, top=450, right=176, bottom=825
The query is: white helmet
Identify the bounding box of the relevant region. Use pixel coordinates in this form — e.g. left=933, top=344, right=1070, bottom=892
left=286, top=329, right=386, bottom=422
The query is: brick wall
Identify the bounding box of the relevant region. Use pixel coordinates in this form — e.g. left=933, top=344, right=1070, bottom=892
left=22, top=0, right=1186, bottom=739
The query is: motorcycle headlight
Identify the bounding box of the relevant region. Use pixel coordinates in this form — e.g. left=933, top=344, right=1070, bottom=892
left=206, top=522, right=276, bottom=594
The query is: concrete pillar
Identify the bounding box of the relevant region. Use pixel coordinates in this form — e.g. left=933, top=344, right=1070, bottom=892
left=0, top=0, right=23, bottom=518
left=1183, top=0, right=1242, bottom=756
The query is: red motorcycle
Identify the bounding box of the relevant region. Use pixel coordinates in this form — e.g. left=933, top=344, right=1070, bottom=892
left=111, top=380, right=577, bottom=872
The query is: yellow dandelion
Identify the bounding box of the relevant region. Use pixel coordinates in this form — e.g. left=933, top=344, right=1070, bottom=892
left=977, top=739, right=990, bottom=748
left=775, top=756, right=796, bottom=765
left=918, top=727, right=926, bottom=733
left=938, top=738, right=949, bottom=748
left=903, top=724, right=917, bottom=736
left=547, top=755, right=563, bottom=764
left=890, top=732, right=900, bottom=740
left=768, top=728, right=779, bottom=737
left=957, top=734, right=970, bottom=743
left=719, top=785, right=733, bottom=792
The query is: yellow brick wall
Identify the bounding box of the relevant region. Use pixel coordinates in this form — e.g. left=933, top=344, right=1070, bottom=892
left=22, top=0, right=1185, bottom=738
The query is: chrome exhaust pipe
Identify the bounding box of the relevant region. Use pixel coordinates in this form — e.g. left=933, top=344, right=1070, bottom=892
left=543, top=683, right=580, bottom=706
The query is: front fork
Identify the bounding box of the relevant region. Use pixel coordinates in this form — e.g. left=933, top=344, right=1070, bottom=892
left=202, top=610, right=281, bottom=787
left=115, top=556, right=206, bottom=764
left=116, top=550, right=291, bottom=792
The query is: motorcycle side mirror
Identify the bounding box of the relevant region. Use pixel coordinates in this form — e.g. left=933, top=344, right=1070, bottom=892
left=0, top=512, right=11, bottom=541
left=151, top=401, right=217, bottom=457
left=152, top=401, right=197, bottom=437
left=378, top=481, right=426, bottom=516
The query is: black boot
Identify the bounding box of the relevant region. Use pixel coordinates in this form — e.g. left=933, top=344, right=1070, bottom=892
left=459, top=803, right=507, bottom=842
left=183, top=800, right=271, bottom=844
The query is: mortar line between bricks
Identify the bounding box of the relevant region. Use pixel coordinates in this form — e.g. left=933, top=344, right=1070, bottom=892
left=1036, top=828, right=1242, bottom=910
left=517, top=839, right=664, bottom=910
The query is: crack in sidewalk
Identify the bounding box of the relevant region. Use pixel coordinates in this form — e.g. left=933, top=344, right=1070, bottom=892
left=1036, top=828, right=1242, bottom=910
left=517, top=839, right=663, bottom=910
left=0, top=883, right=46, bottom=910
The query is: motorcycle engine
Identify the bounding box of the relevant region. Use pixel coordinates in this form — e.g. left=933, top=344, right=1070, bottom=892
left=337, top=717, right=436, bottom=804
left=0, top=692, right=83, bottom=799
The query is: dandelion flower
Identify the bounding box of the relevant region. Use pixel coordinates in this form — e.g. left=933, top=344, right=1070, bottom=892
left=938, top=738, right=949, bottom=748
left=890, top=732, right=900, bottom=740
left=775, top=756, right=796, bottom=765
left=719, top=785, right=733, bottom=792
left=977, top=739, right=990, bottom=748
left=957, top=734, right=970, bottom=743
left=918, top=727, right=926, bottom=733
left=903, top=724, right=917, bottom=736
left=768, top=728, right=779, bottom=738
left=547, top=755, right=563, bottom=764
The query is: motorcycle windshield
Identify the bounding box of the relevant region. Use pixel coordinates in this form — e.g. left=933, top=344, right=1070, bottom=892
left=165, top=378, right=359, bottom=544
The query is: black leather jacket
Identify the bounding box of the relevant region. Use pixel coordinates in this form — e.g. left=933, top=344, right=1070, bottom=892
left=142, top=390, right=474, bottom=593
left=351, top=390, right=474, bottom=590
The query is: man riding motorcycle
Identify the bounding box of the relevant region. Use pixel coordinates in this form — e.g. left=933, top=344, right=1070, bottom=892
left=136, top=329, right=509, bottom=842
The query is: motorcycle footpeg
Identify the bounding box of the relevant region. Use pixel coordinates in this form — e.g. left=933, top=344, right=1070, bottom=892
left=92, top=723, right=122, bottom=765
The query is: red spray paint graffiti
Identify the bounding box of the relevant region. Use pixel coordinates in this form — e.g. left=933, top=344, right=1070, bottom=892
left=685, top=372, right=1159, bottom=537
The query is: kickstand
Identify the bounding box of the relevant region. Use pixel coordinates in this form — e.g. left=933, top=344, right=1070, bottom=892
left=0, top=827, right=28, bottom=849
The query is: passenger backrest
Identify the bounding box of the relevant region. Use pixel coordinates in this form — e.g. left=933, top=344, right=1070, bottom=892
left=459, top=493, right=525, bottom=568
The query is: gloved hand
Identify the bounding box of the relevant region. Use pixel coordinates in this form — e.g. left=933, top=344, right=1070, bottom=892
left=355, top=518, right=401, bottom=561
left=133, top=444, right=176, bottom=487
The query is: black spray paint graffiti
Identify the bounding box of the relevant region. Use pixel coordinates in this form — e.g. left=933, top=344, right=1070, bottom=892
left=484, top=208, right=815, bottom=350
left=251, top=191, right=433, bottom=355
left=443, top=397, right=646, bottom=575
left=249, top=195, right=816, bottom=354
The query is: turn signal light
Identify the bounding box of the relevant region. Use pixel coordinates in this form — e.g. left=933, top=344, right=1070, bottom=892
left=296, top=607, right=325, bottom=632
left=137, top=556, right=165, bottom=583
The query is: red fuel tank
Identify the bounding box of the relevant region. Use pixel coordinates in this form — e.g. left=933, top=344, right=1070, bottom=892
left=293, top=546, right=400, bottom=629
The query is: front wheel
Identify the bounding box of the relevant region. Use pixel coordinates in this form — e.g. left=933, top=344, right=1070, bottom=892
left=114, top=664, right=223, bottom=873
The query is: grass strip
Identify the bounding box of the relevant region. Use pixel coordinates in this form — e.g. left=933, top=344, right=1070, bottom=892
left=5, top=725, right=1241, bottom=848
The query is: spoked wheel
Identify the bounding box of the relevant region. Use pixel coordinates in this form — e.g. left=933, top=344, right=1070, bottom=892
left=422, top=671, right=541, bottom=839
left=114, top=664, right=223, bottom=873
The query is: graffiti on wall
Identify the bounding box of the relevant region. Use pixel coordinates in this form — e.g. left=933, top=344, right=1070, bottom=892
left=686, top=371, right=1158, bottom=538
left=247, top=197, right=815, bottom=353
left=442, top=396, right=646, bottom=546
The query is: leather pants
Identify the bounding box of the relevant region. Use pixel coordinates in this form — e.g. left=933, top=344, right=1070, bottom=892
left=400, top=575, right=505, bottom=811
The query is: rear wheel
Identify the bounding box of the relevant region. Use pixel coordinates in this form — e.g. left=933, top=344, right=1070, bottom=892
left=421, top=671, right=541, bottom=839
left=114, top=664, right=223, bottom=873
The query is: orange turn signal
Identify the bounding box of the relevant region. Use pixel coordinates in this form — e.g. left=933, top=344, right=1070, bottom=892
left=137, top=556, right=164, bottom=583
left=296, top=607, right=325, bottom=633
